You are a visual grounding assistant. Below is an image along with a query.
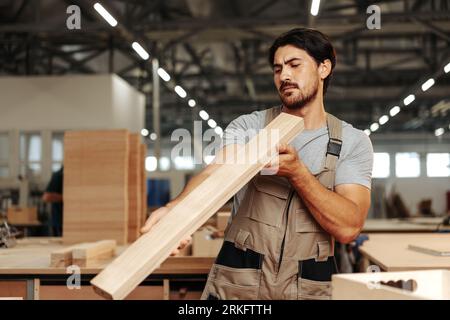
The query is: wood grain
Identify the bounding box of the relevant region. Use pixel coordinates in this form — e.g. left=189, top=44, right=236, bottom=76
left=127, top=134, right=141, bottom=243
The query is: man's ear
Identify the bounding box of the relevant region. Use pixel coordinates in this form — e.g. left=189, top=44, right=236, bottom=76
left=319, top=59, right=332, bottom=80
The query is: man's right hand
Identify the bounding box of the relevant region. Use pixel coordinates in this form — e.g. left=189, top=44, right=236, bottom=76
left=140, top=206, right=192, bottom=256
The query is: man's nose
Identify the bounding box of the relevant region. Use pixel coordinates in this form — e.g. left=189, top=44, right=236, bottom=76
left=280, top=68, right=292, bottom=82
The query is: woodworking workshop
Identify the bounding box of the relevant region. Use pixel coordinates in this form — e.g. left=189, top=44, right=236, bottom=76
left=1, top=0, right=450, bottom=303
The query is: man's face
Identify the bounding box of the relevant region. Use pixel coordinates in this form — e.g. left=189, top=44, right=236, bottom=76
left=273, top=45, right=321, bottom=110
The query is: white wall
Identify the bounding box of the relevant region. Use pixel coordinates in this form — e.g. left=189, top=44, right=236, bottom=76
left=370, top=133, right=450, bottom=216
left=0, top=74, right=145, bottom=132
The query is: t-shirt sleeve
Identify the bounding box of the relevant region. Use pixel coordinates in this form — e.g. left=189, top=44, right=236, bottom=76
left=220, top=111, right=262, bottom=148
left=335, top=131, right=373, bottom=189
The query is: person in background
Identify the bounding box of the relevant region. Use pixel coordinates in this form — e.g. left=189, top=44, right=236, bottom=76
left=42, top=166, right=63, bottom=237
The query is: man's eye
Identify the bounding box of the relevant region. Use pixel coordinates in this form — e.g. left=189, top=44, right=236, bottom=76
left=274, top=69, right=281, bottom=73
left=291, top=64, right=300, bottom=68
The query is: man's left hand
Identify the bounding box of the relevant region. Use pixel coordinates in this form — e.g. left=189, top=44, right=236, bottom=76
left=264, top=143, right=305, bottom=179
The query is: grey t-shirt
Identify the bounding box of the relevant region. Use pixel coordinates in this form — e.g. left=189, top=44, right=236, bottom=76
left=221, top=108, right=374, bottom=216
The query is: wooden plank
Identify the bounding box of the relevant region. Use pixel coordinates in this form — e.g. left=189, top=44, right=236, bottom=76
left=63, top=130, right=129, bottom=245
left=50, top=245, right=79, bottom=267
left=50, top=240, right=116, bottom=267
left=72, top=240, right=117, bottom=267
left=91, top=113, right=304, bottom=299
left=127, top=134, right=141, bottom=243
left=140, top=143, right=148, bottom=227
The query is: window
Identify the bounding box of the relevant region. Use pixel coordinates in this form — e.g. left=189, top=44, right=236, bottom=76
left=159, top=157, right=171, bottom=171
left=52, top=133, right=64, bottom=172
left=174, top=156, right=194, bottom=170
left=20, top=132, right=42, bottom=176
left=427, top=153, right=450, bottom=177
left=395, top=152, right=420, bottom=177
left=0, top=133, right=9, bottom=177
left=372, top=153, right=390, bottom=178
left=0, top=133, right=9, bottom=161
left=145, top=156, right=157, bottom=172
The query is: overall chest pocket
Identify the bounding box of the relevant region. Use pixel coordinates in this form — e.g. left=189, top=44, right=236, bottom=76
left=246, top=175, right=290, bottom=228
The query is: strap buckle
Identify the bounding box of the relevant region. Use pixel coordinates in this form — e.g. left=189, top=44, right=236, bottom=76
left=326, top=138, right=342, bottom=158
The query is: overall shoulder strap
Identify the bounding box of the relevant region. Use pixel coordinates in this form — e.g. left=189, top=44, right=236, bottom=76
left=264, top=106, right=283, bottom=126
left=324, top=113, right=343, bottom=172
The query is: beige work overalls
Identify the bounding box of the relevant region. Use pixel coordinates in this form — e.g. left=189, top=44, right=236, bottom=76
left=201, top=107, right=343, bottom=300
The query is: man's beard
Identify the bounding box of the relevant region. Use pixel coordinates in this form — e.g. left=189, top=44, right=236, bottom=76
left=278, top=80, right=319, bottom=110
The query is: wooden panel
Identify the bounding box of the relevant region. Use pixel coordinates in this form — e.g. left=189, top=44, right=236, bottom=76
left=63, top=130, right=129, bottom=245
left=91, top=113, right=304, bottom=299
left=72, top=240, right=117, bottom=267
left=50, top=245, right=79, bottom=267
left=127, top=134, right=141, bottom=243
left=50, top=240, right=116, bottom=267
left=0, top=281, right=27, bottom=299
left=39, top=285, right=164, bottom=300
left=140, top=144, right=148, bottom=227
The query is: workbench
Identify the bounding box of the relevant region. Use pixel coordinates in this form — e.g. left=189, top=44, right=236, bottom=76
left=0, top=238, right=214, bottom=300
left=363, top=217, right=450, bottom=233
left=359, top=233, right=450, bottom=272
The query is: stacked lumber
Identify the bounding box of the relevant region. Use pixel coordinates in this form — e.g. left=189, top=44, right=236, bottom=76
left=140, top=144, right=148, bottom=226
left=127, top=134, right=142, bottom=243
left=50, top=240, right=116, bottom=267
left=63, top=130, right=147, bottom=245
left=91, top=112, right=304, bottom=299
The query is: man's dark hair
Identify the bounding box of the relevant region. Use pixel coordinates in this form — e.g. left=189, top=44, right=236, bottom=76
left=268, top=28, right=336, bottom=95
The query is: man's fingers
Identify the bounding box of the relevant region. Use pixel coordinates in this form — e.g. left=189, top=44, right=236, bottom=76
left=140, top=220, right=154, bottom=234
left=276, top=143, right=288, bottom=153
left=178, top=236, right=192, bottom=249
left=140, top=206, right=171, bottom=234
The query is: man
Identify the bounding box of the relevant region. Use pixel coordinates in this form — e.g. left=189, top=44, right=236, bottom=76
left=42, top=166, right=63, bottom=237
left=141, top=28, right=373, bottom=300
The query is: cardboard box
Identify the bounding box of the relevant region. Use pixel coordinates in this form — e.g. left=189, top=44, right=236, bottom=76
left=216, top=211, right=231, bottom=232
left=332, top=269, right=450, bottom=300
left=192, top=226, right=223, bottom=257
left=7, top=207, right=38, bottom=225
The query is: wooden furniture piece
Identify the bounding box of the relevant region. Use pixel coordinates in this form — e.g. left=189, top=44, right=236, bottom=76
left=359, top=233, right=450, bottom=271
left=0, top=238, right=213, bottom=300
left=63, top=130, right=129, bottom=245
left=91, top=113, right=305, bottom=300
left=332, top=270, right=450, bottom=300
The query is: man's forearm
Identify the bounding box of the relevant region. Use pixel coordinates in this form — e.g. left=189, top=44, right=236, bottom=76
left=289, top=166, right=362, bottom=243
